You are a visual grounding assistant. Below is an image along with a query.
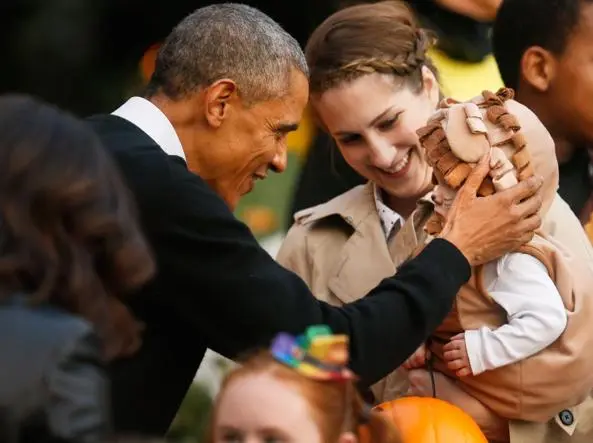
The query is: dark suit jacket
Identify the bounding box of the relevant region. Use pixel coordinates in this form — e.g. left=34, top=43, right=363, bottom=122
left=87, top=114, right=470, bottom=436
left=0, top=297, right=109, bottom=443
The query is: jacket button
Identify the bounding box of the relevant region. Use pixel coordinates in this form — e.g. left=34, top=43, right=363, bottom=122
left=559, top=410, right=574, bottom=426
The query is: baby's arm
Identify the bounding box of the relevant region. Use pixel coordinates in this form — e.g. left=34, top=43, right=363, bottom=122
left=464, top=253, right=567, bottom=375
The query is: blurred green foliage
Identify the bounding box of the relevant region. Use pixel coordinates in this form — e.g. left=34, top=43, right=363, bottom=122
left=235, top=152, right=301, bottom=235
left=167, top=383, right=213, bottom=443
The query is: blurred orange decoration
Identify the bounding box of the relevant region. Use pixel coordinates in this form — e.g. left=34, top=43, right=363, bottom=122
left=140, top=43, right=161, bottom=83
left=375, top=397, right=488, bottom=443
left=240, top=206, right=278, bottom=236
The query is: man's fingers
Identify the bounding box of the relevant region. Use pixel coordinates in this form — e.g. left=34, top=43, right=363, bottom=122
left=504, top=175, right=544, bottom=205
left=507, top=212, right=541, bottom=248
left=458, top=151, right=492, bottom=199
left=513, top=190, right=543, bottom=220
left=516, top=211, right=542, bottom=234
left=514, top=225, right=537, bottom=246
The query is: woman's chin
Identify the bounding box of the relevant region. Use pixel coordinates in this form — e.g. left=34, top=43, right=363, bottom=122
left=379, top=176, right=432, bottom=201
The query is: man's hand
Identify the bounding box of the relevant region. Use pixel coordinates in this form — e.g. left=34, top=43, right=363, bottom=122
left=443, top=333, right=472, bottom=377
left=440, top=152, right=543, bottom=266
left=402, top=343, right=428, bottom=370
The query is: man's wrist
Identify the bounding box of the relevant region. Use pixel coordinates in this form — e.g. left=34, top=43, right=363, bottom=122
left=438, top=227, right=473, bottom=266
left=422, top=237, right=471, bottom=283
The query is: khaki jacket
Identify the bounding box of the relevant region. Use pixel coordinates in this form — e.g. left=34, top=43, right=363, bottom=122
left=277, top=181, right=593, bottom=443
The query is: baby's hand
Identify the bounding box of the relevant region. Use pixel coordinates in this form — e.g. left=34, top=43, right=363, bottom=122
left=402, top=343, right=428, bottom=370
left=443, top=333, right=472, bottom=377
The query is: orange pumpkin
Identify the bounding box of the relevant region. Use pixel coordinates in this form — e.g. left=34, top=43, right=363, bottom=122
left=375, top=397, right=488, bottom=443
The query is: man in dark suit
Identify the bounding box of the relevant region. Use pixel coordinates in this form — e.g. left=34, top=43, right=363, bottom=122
left=87, top=3, right=543, bottom=437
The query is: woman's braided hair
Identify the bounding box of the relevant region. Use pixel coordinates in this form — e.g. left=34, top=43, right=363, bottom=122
left=305, top=1, right=438, bottom=95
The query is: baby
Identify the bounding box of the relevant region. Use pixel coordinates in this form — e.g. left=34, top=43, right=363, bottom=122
left=404, top=88, right=593, bottom=423
left=430, top=152, right=565, bottom=379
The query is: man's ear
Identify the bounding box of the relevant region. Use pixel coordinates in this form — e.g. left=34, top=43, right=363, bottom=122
left=204, top=79, right=238, bottom=128
left=338, top=431, right=357, bottom=443
left=520, top=46, right=556, bottom=92
left=421, top=65, right=440, bottom=109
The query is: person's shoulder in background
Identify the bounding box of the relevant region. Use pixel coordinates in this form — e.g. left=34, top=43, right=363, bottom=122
left=0, top=298, right=110, bottom=443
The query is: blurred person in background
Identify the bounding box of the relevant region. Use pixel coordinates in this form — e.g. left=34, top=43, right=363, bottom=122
left=493, top=0, right=593, bottom=241
left=0, top=95, right=155, bottom=443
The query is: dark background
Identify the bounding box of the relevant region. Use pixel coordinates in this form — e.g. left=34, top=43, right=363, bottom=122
left=0, top=0, right=490, bottom=116
left=0, top=0, right=340, bottom=115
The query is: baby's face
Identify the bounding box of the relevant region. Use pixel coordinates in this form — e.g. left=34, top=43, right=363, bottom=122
left=431, top=170, right=457, bottom=217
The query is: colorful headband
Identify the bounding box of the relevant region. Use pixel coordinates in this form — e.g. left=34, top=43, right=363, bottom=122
left=271, top=325, right=357, bottom=381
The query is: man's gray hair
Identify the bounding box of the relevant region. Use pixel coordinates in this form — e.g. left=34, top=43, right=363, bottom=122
left=146, top=3, right=309, bottom=103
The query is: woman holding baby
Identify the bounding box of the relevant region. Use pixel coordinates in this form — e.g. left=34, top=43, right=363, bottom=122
left=277, top=1, right=593, bottom=442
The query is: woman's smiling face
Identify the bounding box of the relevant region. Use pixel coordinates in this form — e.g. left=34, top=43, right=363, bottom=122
left=313, top=70, right=439, bottom=201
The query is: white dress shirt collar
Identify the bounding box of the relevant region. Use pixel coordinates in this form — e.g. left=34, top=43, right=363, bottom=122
left=112, top=96, right=186, bottom=161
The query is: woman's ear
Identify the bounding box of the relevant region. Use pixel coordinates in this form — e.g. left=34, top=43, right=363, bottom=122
left=421, top=65, right=440, bottom=109
left=338, top=431, right=358, bottom=443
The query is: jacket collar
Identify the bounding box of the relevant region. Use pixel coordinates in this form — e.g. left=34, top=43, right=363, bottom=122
left=111, top=97, right=186, bottom=161
left=294, top=182, right=433, bottom=232
left=294, top=182, right=377, bottom=230
left=294, top=182, right=434, bottom=304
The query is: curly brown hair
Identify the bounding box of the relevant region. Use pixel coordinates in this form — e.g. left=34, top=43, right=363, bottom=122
left=0, top=94, right=155, bottom=360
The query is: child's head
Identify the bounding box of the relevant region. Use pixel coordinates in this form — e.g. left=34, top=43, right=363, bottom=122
left=431, top=147, right=518, bottom=218
left=417, top=88, right=558, bottom=233
left=493, top=0, right=593, bottom=145
left=208, top=326, right=401, bottom=443
left=0, top=94, right=155, bottom=359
